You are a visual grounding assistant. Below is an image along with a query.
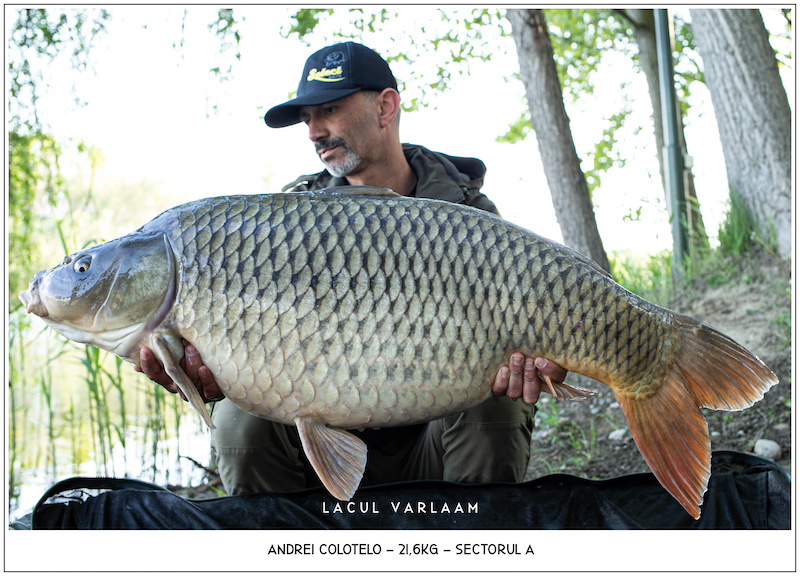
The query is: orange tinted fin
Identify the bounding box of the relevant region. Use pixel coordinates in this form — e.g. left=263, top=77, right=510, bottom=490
left=671, top=313, right=778, bottom=410
left=614, top=313, right=779, bottom=519
left=542, top=375, right=596, bottom=401
left=615, top=379, right=710, bottom=519
left=295, top=417, right=367, bottom=501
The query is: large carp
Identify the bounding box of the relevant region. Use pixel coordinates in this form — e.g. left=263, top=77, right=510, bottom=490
left=20, top=186, right=777, bottom=519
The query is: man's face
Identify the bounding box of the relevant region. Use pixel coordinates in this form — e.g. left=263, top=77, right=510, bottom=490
left=298, top=92, right=380, bottom=178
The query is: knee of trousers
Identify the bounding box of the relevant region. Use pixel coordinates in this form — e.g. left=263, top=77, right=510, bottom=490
left=209, top=400, right=307, bottom=494
left=441, top=395, right=537, bottom=429
left=435, top=397, right=536, bottom=483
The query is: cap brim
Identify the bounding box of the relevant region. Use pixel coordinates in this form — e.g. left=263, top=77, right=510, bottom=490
left=264, top=87, right=363, bottom=128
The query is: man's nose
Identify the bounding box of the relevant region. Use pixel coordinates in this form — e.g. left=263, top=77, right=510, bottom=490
left=307, top=117, right=328, bottom=142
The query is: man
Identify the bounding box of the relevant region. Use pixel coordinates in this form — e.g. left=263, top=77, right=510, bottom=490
left=139, top=42, right=567, bottom=495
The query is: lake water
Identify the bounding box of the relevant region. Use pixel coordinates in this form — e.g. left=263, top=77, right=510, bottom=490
left=7, top=313, right=215, bottom=522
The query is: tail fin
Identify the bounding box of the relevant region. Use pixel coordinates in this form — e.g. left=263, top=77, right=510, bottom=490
left=615, top=313, right=778, bottom=519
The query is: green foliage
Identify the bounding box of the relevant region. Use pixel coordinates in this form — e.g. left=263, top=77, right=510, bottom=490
left=499, top=10, right=640, bottom=196
left=8, top=130, right=64, bottom=310
left=495, top=111, right=532, bottom=143
left=208, top=8, right=242, bottom=82
left=584, top=107, right=631, bottom=195
left=8, top=8, right=110, bottom=310
left=279, top=8, right=506, bottom=112
left=533, top=396, right=601, bottom=475
left=609, top=250, right=673, bottom=306
left=282, top=8, right=335, bottom=40
left=545, top=9, right=631, bottom=102
left=8, top=8, right=110, bottom=133
left=672, top=14, right=705, bottom=116
left=717, top=190, right=756, bottom=258
left=611, top=189, right=788, bottom=314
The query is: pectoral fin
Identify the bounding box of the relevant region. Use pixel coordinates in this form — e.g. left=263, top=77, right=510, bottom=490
left=151, top=335, right=215, bottom=429
left=295, top=417, right=367, bottom=501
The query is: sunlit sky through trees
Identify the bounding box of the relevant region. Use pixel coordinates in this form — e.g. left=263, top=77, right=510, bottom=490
left=8, top=6, right=793, bottom=258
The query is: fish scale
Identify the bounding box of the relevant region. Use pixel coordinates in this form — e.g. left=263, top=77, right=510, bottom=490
left=20, top=186, right=777, bottom=517
left=171, top=192, right=657, bottom=422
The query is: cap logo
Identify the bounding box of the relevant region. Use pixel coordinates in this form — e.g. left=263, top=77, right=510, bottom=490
left=307, top=50, right=346, bottom=83
left=325, top=51, right=345, bottom=66
left=307, top=66, right=344, bottom=82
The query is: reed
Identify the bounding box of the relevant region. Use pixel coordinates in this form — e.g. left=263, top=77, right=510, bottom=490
left=81, top=345, right=110, bottom=474
left=103, top=355, right=128, bottom=461
left=37, top=363, right=57, bottom=479
left=145, top=377, right=168, bottom=482
left=7, top=155, right=209, bottom=521
left=7, top=313, right=26, bottom=509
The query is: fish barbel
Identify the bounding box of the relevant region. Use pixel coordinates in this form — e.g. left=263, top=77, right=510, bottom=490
left=19, top=186, right=777, bottom=518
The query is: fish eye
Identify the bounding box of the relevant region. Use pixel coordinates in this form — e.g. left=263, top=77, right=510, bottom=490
left=73, top=255, right=92, bottom=274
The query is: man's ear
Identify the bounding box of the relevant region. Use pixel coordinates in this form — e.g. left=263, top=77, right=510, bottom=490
left=377, top=88, right=401, bottom=129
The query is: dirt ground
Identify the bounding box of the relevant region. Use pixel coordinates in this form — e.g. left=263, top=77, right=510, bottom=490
left=524, top=248, right=792, bottom=482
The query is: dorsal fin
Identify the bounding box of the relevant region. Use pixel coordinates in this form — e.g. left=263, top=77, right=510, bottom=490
left=318, top=185, right=400, bottom=197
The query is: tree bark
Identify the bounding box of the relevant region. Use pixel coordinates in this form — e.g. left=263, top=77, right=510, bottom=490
left=507, top=8, right=610, bottom=272
left=690, top=9, right=791, bottom=259
left=624, top=8, right=708, bottom=249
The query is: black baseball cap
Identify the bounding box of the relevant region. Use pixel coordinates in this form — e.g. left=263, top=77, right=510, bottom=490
left=264, top=42, right=398, bottom=128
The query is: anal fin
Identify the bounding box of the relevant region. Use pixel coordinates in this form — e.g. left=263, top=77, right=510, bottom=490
left=540, top=374, right=596, bottom=401
left=295, top=417, right=367, bottom=501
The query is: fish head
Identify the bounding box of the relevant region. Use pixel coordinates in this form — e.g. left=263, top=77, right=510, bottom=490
left=19, top=232, right=177, bottom=360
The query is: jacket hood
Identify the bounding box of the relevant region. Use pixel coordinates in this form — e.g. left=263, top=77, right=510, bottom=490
left=402, top=144, right=486, bottom=193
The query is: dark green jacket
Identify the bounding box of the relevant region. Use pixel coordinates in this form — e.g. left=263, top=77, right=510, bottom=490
left=282, top=143, right=499, bottom=215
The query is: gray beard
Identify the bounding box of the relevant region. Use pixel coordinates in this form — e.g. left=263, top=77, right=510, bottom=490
left=317, top=139, right=362, bottom=177
left=324, top=148, right=361, bottom=177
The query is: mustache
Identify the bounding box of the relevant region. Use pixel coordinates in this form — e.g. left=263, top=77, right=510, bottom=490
left=315, top=138, right=348, bottom=153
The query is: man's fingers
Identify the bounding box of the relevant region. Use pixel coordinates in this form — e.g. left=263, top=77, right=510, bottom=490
left=523, top=358, right=541, bottom=405
left=492, top=366, right=510, bottom=396
left=184, top=345, right=203, bottom=381
left=139, top=347, right=172, bottom=388
left=506, top=352, right=524, bottom=399
left=534, top=357, right=567, bottom=383
left=198, top=365, right=224, bottom=401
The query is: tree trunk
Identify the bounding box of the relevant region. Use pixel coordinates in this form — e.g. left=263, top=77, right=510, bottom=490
left=624, top=8, right=708, bottom=250
left=507, top=8, right=610, bottom=272
left=690, top=9, right=791, bottom=260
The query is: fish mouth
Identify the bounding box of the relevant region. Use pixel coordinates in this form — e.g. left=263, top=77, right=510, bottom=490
left=18, top=276, right=49, bottom=318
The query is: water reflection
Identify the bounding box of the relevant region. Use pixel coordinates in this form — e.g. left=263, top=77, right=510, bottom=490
left=8, top=313, right=216, bottom=521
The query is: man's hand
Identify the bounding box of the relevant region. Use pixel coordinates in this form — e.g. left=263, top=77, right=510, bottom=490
left=492, top=352, right=568, bottom=405
left=134, top=342, right=223, bottom=403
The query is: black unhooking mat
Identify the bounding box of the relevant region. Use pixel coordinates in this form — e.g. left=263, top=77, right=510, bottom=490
left=27, top=451, right=790, bottom=530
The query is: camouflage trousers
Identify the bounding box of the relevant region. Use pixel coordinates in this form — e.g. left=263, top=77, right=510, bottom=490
left=209, top=396, right=536, bottom=495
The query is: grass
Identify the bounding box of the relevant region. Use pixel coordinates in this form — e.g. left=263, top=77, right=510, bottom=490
left=609, top=250, right=673, bottom=306
left=532, top=394, right=604, bottom=476
left=770, top=295, right=792, bottom=348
